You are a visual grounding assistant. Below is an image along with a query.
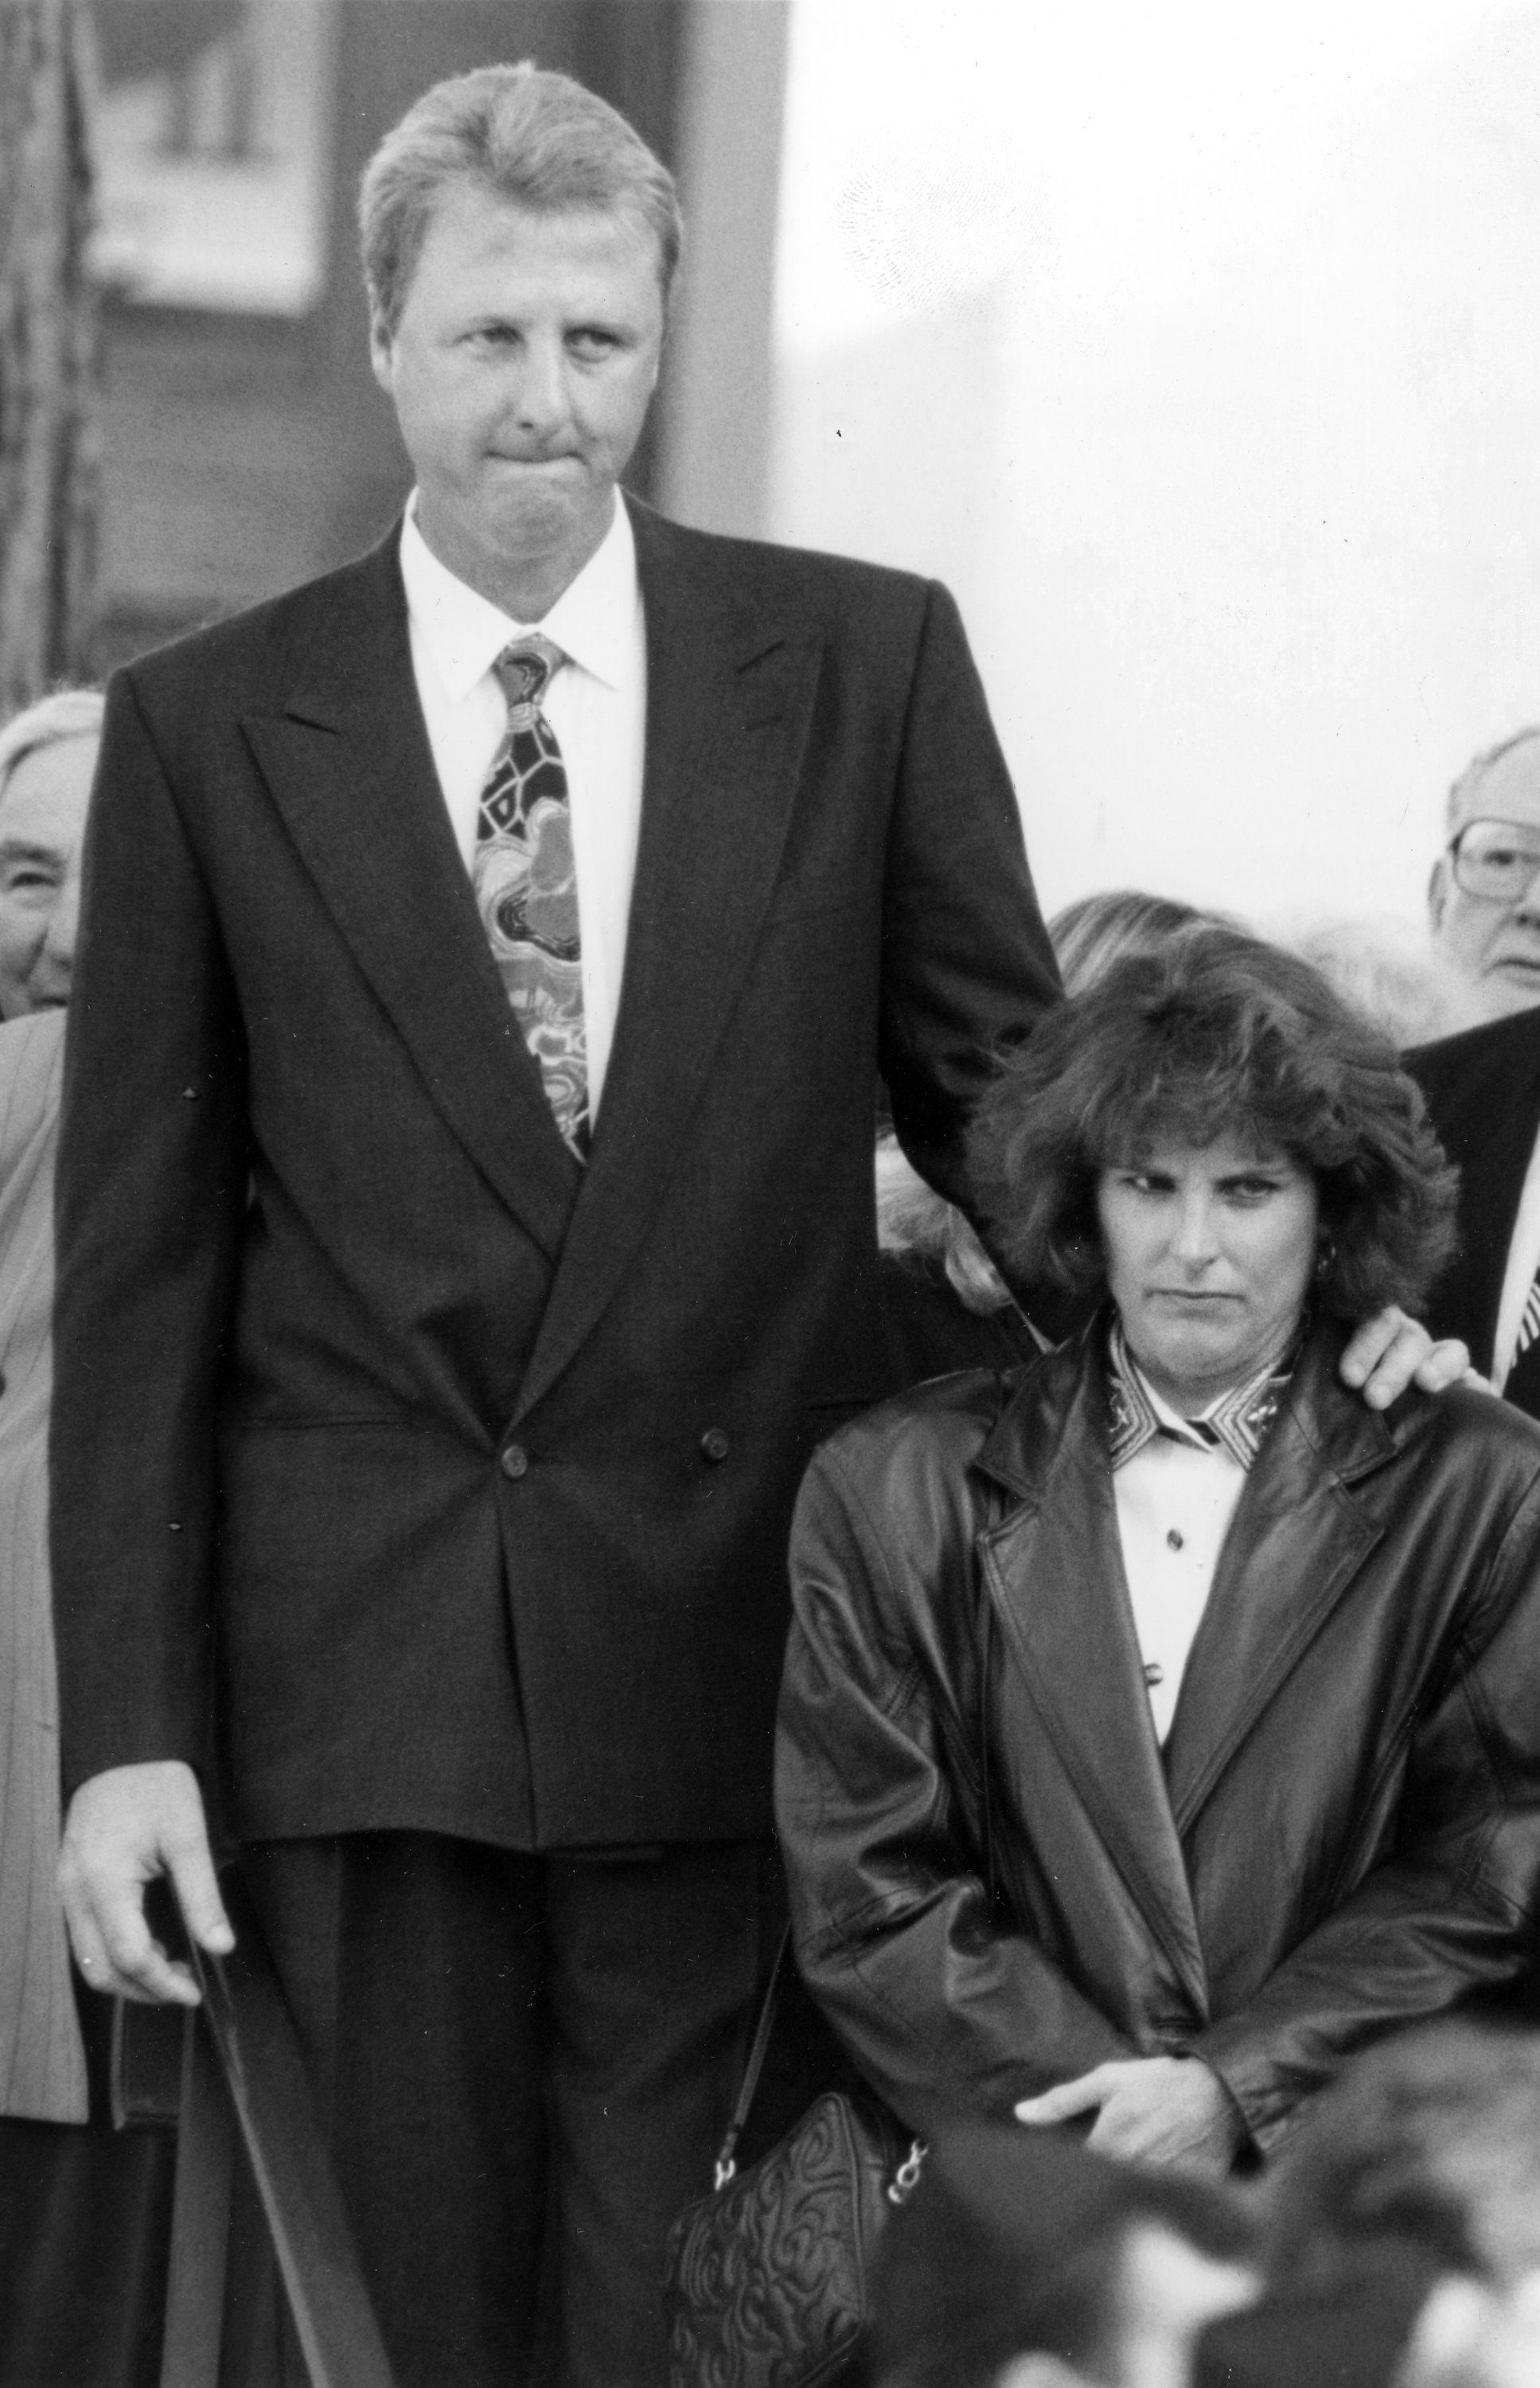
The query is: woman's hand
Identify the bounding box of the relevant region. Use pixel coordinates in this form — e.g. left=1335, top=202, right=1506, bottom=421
left=1014, top=2056, right=1246, bottom=2176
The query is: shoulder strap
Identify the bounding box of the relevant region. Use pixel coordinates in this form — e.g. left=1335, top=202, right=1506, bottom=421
left=712, top=1922, right=794, bottom=2187
left=980, top=1587, right=1000, bottom=1912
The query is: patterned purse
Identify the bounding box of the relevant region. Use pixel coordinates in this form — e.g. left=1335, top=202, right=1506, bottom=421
left=663, top=1930, right=925, bottom=2388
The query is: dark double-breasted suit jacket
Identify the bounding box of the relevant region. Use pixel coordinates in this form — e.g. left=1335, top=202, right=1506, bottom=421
left=1406, top=1006, right=1540, bottom=1407
left=51, top=500, right=1058, bottom=1856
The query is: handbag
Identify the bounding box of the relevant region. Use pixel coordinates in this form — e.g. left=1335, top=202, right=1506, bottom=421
left=663, top=1925, right=925, bottom=2388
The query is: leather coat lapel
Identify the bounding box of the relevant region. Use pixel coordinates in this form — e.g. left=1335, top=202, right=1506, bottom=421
left=1163, top=1324, right=1387, bottom=1832
left=241, top=535, right=581, bottom=1264
left=515, top=505, right=820, bottom=1419
left=975, top=1347, right=1209, bottom=2014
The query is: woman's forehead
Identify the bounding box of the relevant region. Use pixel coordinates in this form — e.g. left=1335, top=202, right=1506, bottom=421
left=1102, top=1124, right=1299, bottom=1173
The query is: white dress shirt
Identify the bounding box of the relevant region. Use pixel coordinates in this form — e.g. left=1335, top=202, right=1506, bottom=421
left=1111, top=1383, right=1249, bottom=1743
left=1491, top=1123, right=1540, bottom=1391
left=398, top=494, right=647, bottom=1120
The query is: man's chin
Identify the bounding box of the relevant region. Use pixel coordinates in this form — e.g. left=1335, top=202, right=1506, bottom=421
left=419, top=479, right=611, bottom=611
left=482, top=478, right=606, bottom=556
left=1487, top=966, right=1540, bottom=1016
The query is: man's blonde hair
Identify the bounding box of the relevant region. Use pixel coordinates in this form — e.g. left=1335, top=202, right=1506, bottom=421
left=359, top=61, right=683, bottom=335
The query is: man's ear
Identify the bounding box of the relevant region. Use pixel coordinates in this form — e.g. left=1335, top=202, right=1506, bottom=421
left=368, top=306, right=396, bottom=396
left=1429, top=853, right=1450, bottom=931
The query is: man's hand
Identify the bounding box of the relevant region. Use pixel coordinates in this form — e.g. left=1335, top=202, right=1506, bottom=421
left=1339, top=1306, right=1473, bottom=1410
left=60, top=1761, right=234, bottom=2006
left=1014, top=2056, right=1244, bottom=2177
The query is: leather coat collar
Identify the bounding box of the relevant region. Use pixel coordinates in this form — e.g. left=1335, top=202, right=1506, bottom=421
left=974, top=1307, right=1408, bottom=1506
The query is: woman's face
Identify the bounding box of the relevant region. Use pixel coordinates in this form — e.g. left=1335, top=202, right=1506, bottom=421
left=1096, top=1131, right=1320, bottom=1414
left=0, top=731, right=96, bottom=1016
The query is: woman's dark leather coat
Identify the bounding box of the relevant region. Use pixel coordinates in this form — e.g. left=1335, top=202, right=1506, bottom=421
left=774, top=1315, right=1540, bottom=2155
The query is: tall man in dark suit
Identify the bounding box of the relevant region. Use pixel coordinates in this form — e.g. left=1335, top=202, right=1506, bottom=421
left=51, top=64, right=1058, bottom=2386
left=50, top=60, right=1465, bottom=2388
left=1407, top=1009, right=1540, bottom=1418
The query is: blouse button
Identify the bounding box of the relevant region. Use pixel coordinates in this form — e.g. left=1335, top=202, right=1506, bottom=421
left=1144, top=1660, right=1165, bottom=1687
left=1166, top=1528, right=1184, bottom=1551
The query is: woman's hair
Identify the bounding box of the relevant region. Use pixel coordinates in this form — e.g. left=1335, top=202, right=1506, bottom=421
left=0, top=687, right=103, bottom=805
left=1049, top=889, right=1222, bottom=997
left=868, top=892, right=1225, bottom=1321
left=359, top=61, right=683, bottom=336
left=972, top=921, right=1458, bottom=1317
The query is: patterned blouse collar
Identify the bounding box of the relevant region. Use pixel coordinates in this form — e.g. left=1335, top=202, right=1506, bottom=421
left=1105, top=1312, right=1298, bottom=1473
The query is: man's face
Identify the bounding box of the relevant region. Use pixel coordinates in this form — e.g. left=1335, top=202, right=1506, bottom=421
left=0, top=733, right=95, bottom=1017
left=1430, top=738, right=1540, bottom=1016
left=370, top=185, right=665, bottom=614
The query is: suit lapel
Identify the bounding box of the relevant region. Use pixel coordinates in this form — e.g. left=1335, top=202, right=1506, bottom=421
left=514, top=505, right=821, bottom=1419
left=1410, top=1013, right=1540, bottom=1369
left=242, top=535, right=581, bottom=1264
left=976, top=1352, right=1210, bottom=2015
left=1162, top=1325, right=1386, bottom=1833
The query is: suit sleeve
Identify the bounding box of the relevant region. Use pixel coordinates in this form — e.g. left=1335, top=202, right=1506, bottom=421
left=1191, top=1470, right=1540, bottom=2152
left=51, top=669, right=250, bottom=1797
left=774, top=1446, right=1133, bottom=2136
left=876, top=581, right=1060, bottom=1221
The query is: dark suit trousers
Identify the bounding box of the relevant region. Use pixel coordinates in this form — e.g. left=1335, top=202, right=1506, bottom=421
left=238, top=1833, right=784, bottom=2388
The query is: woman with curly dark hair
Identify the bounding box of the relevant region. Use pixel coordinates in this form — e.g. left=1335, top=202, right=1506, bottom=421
left=775, top=923, right=1540, bottom=2178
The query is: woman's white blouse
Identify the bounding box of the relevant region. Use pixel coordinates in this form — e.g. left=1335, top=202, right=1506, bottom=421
left=1110, top=1379, right=1249, bottom=1743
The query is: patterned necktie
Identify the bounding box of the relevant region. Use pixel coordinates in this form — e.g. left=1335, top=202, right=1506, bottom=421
left=474, top=636, right=589, bottom=1157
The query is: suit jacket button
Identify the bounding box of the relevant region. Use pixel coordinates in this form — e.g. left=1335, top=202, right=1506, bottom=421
left=700, top=1428, right=730, bottom=1464
left=501, top=1443, right=529, bottom=1481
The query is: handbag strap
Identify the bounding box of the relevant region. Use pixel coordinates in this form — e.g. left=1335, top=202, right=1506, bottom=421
left=716, top=1587, right=1000, bottom=2188
left=979, top=1589, right=1000, bottom=1914
left=712, top=1922, right=795, bottom=2187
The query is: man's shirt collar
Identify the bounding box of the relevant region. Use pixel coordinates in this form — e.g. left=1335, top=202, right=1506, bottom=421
left=1105, top=1312, right=1295, bottom=1473
left=399, top=493, right=639, bottom=703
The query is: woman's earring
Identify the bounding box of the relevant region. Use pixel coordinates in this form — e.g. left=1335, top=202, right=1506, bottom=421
left=1315, top=1236, right=1337, bottom=1283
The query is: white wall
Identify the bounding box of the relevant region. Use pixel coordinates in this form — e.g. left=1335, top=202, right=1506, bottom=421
left=767, top=0, right=1540, bottom=928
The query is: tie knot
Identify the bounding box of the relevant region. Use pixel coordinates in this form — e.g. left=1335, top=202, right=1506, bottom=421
left=493, top=635, right=562, bottom=720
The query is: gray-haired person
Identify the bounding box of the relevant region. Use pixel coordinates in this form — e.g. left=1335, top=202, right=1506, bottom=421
left=1429, top=728, right=1540, bottom=1019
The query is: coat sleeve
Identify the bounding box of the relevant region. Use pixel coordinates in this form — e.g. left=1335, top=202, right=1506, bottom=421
left=51, top=668, right=250, bottom=1798
left=1190, top=1470, right=1540, bottom=2153
left=876, top=580, right=1060, bottom=1223
left=774, top=1442, right=1134, bottom=2136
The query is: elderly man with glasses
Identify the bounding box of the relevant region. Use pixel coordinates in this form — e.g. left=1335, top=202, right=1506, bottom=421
left=1411, top=729, right=1540, bottom=1413
left=1429, top=728, right=1540, bottom=1019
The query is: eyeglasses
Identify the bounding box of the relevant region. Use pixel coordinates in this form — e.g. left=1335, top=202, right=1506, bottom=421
left=1448, top=817, right=1540, bottom=902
